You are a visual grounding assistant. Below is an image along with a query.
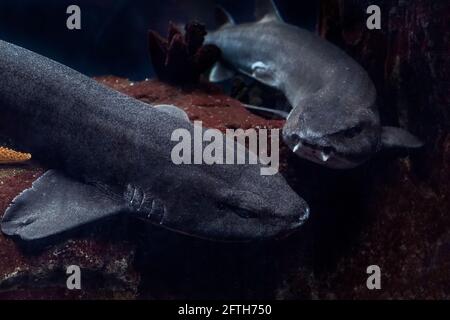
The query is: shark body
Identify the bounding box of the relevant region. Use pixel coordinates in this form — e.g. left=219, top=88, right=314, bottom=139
left=206, top=0, right=422, bottom=168
left=0, top=39, right=309, bottom=242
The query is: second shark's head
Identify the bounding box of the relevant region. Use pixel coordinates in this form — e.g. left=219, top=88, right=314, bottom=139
left=282, top=97, right=423, bottom=169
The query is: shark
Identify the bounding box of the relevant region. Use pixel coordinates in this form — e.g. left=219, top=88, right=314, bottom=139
left=0, top=39, right=309, bottom=242
left=206, top=0, right=423, bottom=169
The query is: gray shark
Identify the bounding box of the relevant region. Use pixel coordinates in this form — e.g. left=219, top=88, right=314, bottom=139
left=0, top=39, right=309, bottom=242
left=206, top=0, right=423, bottom=169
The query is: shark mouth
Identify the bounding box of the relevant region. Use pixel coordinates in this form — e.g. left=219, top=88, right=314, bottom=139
left=291, top=139, right=369, bottom=168
left=293, top=140, right=335, bottom=163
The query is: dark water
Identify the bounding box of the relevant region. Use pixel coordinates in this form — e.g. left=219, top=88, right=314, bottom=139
left=0, top=0, right=318, bottom=80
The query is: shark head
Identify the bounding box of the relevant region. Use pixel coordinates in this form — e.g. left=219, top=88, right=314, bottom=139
left=153, top=162, right=309, bottom=242
left=282, top=97, right=423, bottom=169
left=143, top=105, right=309, bottom=242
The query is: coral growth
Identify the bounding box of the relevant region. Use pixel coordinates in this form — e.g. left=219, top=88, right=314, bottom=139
left=148, top=22, right=221, bottom=84
left=0, top=147, right=31, bottom=164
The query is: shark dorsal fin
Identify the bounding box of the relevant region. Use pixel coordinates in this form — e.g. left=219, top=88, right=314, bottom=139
left=215, top=5, right=235, bottom=29
left=255, top=0, right=283, bottom=23
left=154, top=104, right=191, bottom=122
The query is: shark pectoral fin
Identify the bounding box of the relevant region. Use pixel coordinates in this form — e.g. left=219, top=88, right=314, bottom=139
left=381, top=126, right=424, bottom=149
left=154, top=104, right=190, bottom=122
left=1, top=170, right=126, bottom=241
left=209, top=62, right=236, bottom=82
left=215, top=5, right=236, bottom=28
left=255, top=0, right=283, bottom=22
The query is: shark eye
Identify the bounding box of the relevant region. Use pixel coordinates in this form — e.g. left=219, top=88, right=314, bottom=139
left=218, top=202, right=258, bottom=219
left=342, top=125, right=363, bottom=138
left=234, top=207, right=258, bottom=219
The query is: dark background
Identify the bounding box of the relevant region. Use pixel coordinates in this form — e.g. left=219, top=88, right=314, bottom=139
left=0, top=0, right=318, bottom=79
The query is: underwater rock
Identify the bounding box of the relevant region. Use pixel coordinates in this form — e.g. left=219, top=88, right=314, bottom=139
left=148, top=22, right=221, bottom=84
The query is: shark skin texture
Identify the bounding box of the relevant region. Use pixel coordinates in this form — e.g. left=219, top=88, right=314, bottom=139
left=206, top=0, right=423, bottom=169
left=0, top=38, right=309, bottom=243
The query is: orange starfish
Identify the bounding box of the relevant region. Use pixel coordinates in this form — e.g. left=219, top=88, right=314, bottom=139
left=0, top=147, right=31, bottom=164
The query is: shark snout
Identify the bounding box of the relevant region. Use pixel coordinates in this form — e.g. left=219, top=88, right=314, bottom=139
left=225, top=178, right=308, bottom=211
left=227, top=176, right=310, bottom=239
left=269, top=193, right=309, bottom=240
left=159, top=165, right=309, bottom=242
left=272, top=190, right=310, bottom=229
left=224, top=193, right=309, bottom=241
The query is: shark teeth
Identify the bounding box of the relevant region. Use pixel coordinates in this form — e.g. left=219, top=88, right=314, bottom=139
left=293, top=142, right=302, bottom=153
left=291, top=137, right=334, bottom=162
left=320, top=151, right=331, bottom=162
